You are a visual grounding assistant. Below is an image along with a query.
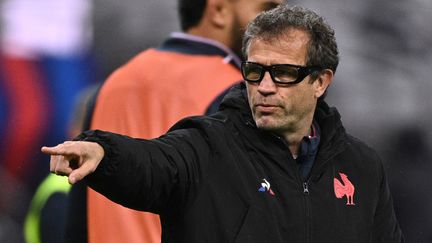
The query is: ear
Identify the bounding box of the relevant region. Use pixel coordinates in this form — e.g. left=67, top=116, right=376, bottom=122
left=206, top=0, right=231, bottom=28
left=313, top=69, right=333, bottom=98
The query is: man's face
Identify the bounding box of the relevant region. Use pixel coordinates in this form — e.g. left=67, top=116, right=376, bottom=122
left=229, top=0, right=282, bottom=58
left=245, top=29, right=323, bottom=134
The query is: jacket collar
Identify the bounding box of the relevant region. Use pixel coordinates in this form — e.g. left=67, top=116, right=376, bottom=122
left=158, top=32, right=242, bottom=69
left=218, top=83, right=348, bottom=181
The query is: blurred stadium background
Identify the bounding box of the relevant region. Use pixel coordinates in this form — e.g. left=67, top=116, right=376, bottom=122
left=1, top=0, right=431, bottom=242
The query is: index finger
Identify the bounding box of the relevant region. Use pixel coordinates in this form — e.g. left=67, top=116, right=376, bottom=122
left=41, top=143, right=77, bottom=156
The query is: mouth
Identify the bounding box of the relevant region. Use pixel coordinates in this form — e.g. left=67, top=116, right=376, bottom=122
left=255, top=104, right=279, bottom=113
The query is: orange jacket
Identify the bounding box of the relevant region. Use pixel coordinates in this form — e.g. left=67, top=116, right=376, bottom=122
left=88, top=35, right=241, bottom=243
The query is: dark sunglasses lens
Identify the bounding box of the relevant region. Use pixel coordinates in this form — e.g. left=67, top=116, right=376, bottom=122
left=242, top=63, right=263, bottom=82
left=273, top=66, right=299, bottom=83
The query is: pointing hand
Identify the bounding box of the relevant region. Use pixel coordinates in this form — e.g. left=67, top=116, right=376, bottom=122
left=41, top=141, right=105, bottom=184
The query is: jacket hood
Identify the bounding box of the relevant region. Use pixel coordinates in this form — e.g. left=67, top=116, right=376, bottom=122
left=218, top=82, right=251, bottom=117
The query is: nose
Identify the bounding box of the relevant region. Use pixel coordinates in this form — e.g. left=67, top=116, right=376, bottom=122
left=257, top=71, right=277, bottom=95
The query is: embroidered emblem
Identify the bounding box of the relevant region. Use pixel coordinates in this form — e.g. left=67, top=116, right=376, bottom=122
left=334, top=172, right=355, bottom=205
left=258, top=179, right=275, bottom=196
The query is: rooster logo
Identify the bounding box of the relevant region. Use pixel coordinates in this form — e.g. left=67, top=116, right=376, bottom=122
left=258, top=179, right=275, bottom=196
left=334, top=172, right=355, bottom=205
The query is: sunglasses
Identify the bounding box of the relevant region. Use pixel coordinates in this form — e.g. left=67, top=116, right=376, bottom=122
left=241, top=61, right=322, bottom=85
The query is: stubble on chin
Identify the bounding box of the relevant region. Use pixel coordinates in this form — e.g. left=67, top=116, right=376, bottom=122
left=253, top=112, right=277, bottom=131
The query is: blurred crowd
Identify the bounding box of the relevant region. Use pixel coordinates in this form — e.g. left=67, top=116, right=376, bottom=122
left=0, top=0, right=431, bottom=242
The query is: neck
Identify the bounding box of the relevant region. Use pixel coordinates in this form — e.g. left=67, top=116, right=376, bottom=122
left=282, top=116, right=314, bottom=157
left=186, top=24, right=230, bottom=51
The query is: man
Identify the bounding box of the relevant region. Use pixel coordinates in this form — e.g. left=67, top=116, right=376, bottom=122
left=78, top=0, right=281, bottom=242
left=43, top=5, right=404, bottom=242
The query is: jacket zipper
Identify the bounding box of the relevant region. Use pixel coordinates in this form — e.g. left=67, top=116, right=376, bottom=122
left=301, top=146, right=347, bottom=243
left=273, top=133, right=313, bottom=243
left=303, top=182, right=309, bottom=194
left=302, top=181, right=311, bottom=243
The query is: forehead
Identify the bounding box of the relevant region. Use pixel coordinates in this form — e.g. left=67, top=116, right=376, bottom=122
left=247, top=28, right=310, bottom=65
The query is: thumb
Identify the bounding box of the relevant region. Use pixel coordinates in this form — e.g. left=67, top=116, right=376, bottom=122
left=68, top=158, right=98, bottom=184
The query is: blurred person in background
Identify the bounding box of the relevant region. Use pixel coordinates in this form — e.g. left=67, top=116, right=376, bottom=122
left=69, top=0, right=282, bottom=242
left=0, top=0, right=97, bottom=241
left=24, top=85, right=99, bottom=243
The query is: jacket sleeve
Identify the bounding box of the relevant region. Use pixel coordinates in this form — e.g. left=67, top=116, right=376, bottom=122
left=371, top=159, right=405, bottom=243
left=77, top=129, right=208, bottom=215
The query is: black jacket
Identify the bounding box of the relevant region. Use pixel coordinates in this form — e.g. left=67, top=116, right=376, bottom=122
left=81, top=83, right=404, bottom=243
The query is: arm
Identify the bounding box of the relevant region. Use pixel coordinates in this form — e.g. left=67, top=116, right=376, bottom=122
left=371, top=161, right=405, bottom=243
left=42, top=129, right=207, bottom=214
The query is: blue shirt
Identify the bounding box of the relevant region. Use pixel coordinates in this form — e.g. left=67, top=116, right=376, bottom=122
left=296, top=121, right=320, bottom=181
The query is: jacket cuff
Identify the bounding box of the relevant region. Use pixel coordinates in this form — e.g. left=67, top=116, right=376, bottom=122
left=74, top=130, right=119, bottom=179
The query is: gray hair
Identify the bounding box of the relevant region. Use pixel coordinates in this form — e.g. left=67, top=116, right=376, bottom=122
left=242, top=5, right=339, bottom=73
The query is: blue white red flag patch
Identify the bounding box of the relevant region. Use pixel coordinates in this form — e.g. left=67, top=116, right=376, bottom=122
left=258, top=179, right=275, bottom=196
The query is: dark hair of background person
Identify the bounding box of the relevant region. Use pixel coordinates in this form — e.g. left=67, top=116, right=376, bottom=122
left=178, top=0, right=207, bottom=31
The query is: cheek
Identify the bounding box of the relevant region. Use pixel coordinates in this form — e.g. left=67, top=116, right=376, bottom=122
left=246, top=85, right=256, bottom=108
left=281, top=87, right=314, bottom=110
left=298, top=89, right=318, bottom=113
